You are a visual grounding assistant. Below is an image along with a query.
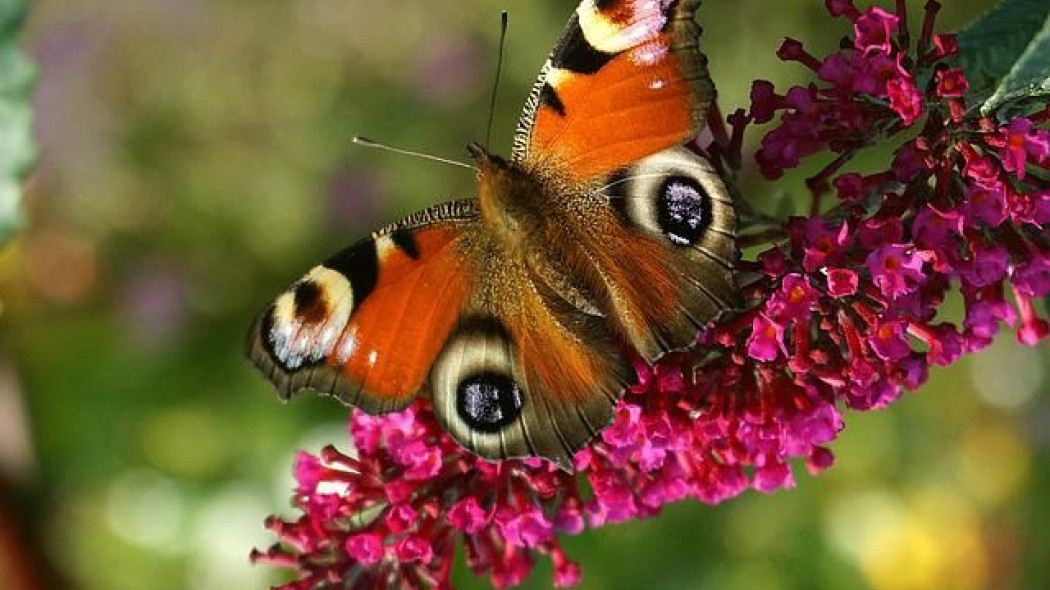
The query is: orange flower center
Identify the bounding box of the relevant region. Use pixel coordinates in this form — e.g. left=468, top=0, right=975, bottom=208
left=877, top=324, right=894, bottom=340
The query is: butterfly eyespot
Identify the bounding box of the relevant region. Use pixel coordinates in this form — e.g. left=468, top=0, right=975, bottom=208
left=456, top=371, right=524, bottom=432
left=293, top=280, right=329, bottom=325
left=658, top=175, right=711, bottom=247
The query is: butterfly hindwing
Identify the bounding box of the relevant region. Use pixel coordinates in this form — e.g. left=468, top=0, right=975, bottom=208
left=596, top=146, right=741, bottom=359
left=246, top=201, right=478, bottom=413
left=428, top=241, right=630, bottom=468
left=513, top=0, right=712, bottom=181
left=519, top=148, right=738, bottom=363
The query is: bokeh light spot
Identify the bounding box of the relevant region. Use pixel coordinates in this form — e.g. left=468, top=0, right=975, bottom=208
left=971, top=337, right=1044, bottom=410
left=953, top=424, right=1030, bottom=507
left=188, top=482, right=275, bottom=590
left=105, top=469, right=186, bottom=552
left=826, top=487, right=987, bottom=590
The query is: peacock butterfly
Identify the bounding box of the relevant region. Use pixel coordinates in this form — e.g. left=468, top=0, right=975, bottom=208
left=246, top=0, right=741, bottom=469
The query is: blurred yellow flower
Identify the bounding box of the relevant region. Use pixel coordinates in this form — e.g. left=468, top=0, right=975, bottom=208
left=827, top=487, right=988, bottom=590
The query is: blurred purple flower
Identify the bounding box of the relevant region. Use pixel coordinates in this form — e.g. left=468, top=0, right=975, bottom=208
left=29, top=18, right=112, bottom=185
left=326, top=164, right=380, bottom=230
left=415, top=36, right=484, bottom=106
left=118, top=262, right=190, bottom=349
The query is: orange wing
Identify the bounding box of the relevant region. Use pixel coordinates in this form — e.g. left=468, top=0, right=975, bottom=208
left=512, top=0, right=712, bottom=180
left=246, top=201, right=478, bottom=413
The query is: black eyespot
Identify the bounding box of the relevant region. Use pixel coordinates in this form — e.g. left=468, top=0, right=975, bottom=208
left=292, top=280, right=328, bottom=325
left=657, top=175, right=711, bottom=246
left=456, top=371, right=523, bottom=433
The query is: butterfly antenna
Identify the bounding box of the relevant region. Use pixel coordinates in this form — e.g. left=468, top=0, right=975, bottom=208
left=352, top=136, right=476, bottom=171
left=485, top=11, right=509, bottom=151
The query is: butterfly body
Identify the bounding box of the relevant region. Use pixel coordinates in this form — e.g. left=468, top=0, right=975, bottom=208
left=247, top=0, right=741, bottom=469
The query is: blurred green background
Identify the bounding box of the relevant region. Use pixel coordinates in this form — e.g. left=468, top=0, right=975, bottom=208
left=2, top=1, right=1047, bottom=589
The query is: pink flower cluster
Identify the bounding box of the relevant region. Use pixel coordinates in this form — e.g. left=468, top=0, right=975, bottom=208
left=252, top=2, right=1050, bottom=588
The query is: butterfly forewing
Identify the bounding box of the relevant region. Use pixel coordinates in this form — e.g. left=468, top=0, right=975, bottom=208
left=246, top=202, right=478, bottom=413
left=513, top=0, right=713, bottom=181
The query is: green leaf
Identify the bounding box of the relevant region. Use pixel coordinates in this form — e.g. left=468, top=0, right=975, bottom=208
left=981, top=15, right=1050, bottom=115
left=956, top=0, right=1050, bottom=116
left=957, top=0, right=1050, bottom=84
left=0, top=0, right=35, bottom=245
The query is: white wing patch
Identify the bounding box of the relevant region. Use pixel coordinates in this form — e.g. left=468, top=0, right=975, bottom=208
left=576, top=0, right=675, bottom=54
left=269, top=266, right=354, bottom=370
